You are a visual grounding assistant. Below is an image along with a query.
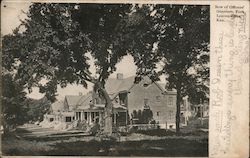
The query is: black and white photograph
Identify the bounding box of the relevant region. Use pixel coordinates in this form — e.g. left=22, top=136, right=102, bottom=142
left=1, top=2, right=210, bottom=157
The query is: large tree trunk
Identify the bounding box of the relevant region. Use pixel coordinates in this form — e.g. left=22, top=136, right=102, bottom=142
left=176, top=87, right=181, bottom=134
left=95, top=83, right=113, bottom=136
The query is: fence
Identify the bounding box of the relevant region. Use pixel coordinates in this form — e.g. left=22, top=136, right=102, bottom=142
left=117, top=124, right=160, bottom=133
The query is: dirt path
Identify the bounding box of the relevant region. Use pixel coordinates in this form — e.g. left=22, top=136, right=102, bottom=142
left=16, top=124, right=88, bottom=138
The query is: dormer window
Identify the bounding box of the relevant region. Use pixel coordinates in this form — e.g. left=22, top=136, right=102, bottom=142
left=156, top=96, right=161, bottom=102
left=144, top=98, right=149, bottom=105
left=114, top=97, right=119, bottom=103
left=142, top=78, right=151, bottom=88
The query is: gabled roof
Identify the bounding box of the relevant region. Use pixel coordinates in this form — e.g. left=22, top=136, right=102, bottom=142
left=65, top=94, right=92, bottom=105
left=105, top=75, right=176, bottom=97
left=158, top=83, right=167, bottom=92
left=76, top=92, right=93, bottom=110
left=78, top=92, right=92, bottom=105
left=62, top=75, right=176, bottom=110
left=157, top=82, right=177, bottom=94
left=65, top=95, right=83, bottom=106
left=61, top=111, right=75, bottom=116
left=105, top=76, right=135, bottom=95
left=51, top=101, right=65, bottom=112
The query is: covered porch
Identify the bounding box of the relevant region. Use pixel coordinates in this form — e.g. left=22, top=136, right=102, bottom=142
left=74, top=103, right=128, bottom=126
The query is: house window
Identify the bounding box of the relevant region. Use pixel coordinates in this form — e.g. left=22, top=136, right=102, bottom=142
left=156, top=111, right=160, bottom=116
left=168, top=96, right=173, bottom=106
left=95, top=112, right=99, bottom=117
left=156, top=96, right=161, bottom=102
left=169, top=110, right=174, bottom=120
left=119, top=92, right=127, bottom=105
left=144, top=98, right=149, bottom=105
left=66, top=117, right=72, bottom=122
left=49, top=118, right=54, bottom=122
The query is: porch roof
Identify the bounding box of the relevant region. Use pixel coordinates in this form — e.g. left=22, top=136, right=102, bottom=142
left=61, top=111, right=75, bottom=117
left=75, top=103, right=127, bottom=112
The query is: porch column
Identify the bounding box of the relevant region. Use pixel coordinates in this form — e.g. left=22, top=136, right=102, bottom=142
left=81, top=111, right=84, bottom=121
left=114, top=112, right=117, bottom=126
left=89, top=112, right=92, bottom=124
left=125, top=111, right=128, bottom=125
left=99, top=112, right=101, bottom=124
left=87, top=112, right=89, bottom=123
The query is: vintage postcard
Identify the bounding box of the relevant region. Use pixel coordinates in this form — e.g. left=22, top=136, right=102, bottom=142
left=1, top=0, right=249, bottom=157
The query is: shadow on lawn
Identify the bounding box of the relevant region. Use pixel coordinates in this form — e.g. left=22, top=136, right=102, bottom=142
left=49, top=138, right=208, bottom=156
left=2, top=128, right=208, bottom=157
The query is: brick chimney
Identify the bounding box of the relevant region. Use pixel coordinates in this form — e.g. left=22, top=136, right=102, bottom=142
left=116, top=73, right=123, bottom=80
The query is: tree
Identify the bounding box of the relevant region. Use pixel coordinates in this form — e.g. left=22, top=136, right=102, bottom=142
left=131, top=108, right=153, bottom=124
left=119, top=4, right=163, bottom=81
left=1, top=73, right=28, bottom=132
left=25, top=97, right=51, bottom=122
left=127, top=5, right=209, bottom=133
left=141, top=108, right=153, bottom=124
left=2, top=3, right=135, bottom=136
left=3, top=3, right=209, bottom=135
left=156, top=5, right=210, bottom=133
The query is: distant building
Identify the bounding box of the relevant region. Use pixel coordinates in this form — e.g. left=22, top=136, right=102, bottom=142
left=180, top=96, right=192, bottom=126
left=192, top=100, right=209, bottom=118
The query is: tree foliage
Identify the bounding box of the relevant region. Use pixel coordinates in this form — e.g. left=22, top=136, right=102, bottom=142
left=126, top=5, right=209, bottom=133
left=147, top=5, right=209, bottom=132
left=131, top=108, right=154, bottom=124
left=2, top=3, right=135, bottom=135
left=157, top=5, right=210, bottom=97
left=2, top=3, right=209, bottom=134
left=1, top=73, right=28, bottom=131
left=25, top=97, right=51, bottom=122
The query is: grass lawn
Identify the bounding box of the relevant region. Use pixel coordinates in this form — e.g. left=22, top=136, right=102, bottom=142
left=1, top=132, right=208, bottom=156
left=51, top=138, right=208, bottom=156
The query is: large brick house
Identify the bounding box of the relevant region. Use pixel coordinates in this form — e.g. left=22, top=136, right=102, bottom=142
left=47, top=74, right=177, bottom=129
left=104, top=74, right=177, bottom=129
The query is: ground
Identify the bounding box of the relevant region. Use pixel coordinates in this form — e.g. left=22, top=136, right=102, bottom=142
left=1, top=124, right=208, bottom=156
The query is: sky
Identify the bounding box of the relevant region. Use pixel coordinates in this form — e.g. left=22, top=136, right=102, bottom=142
left=1, top=2, right=166, bottom=101
left=1, top=1, right=31, bottom=35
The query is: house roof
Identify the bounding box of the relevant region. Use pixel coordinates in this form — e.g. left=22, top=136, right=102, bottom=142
left=61, top=111, right=75, bottom=116
left=51, top=101, right=65, bottom=112
left=113, top=102, right=127, bottom=110
left=65, top=95, right=83, bottom=106
left=105, top=75, right=176, bottom=96
left=62, top=75, right=176, bottom=110
left=77, top=92, right=92, bottom=107
left=158, top=83, right=167, bottom=91
left=105, top=76, right=135, bottom=95
left=157, top=83, right=177, bottom=94
left=65, top=94, right=92, bottom=105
